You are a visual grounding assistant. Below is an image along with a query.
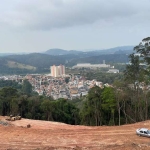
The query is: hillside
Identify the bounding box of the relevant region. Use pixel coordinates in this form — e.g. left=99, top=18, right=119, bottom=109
left=68, top=54, right=129, bottom=66
left=0, top=116, right=150, bottom=150
left=44, top=48, right=82, bottom=55
left=0, top=49, right=132, bottom=74
left=1, top=53, right=66, bottom=74
left=0, top=45, right=134, bottom=74
left=7, top=61, right=36, bottom=70
left=6, top=53, right=66, bottom=68
left=6, top=53, right=129, bottom=67
left=44, top=46, right=134, bottom=56
left=0, top=58, right=37, bottom=74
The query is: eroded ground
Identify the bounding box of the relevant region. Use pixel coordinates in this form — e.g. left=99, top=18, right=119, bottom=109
left=0, top=116, right=150, bottom=150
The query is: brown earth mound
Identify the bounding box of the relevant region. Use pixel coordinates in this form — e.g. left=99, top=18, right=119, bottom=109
left=0, top=116, right=150, bottom=150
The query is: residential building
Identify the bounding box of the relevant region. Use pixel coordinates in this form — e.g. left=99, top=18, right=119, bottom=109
left=51, top=65, right=65, bottom=77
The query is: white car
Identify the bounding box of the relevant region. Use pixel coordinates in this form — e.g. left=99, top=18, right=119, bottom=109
left=136, top=128, right=150, bottom=137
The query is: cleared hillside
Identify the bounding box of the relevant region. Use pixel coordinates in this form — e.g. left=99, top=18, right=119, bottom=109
left=7, top=61, right=36, bottom=70
left=0, top=116, right=150, bottom=150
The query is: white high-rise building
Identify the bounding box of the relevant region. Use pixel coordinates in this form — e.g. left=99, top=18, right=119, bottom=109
left=50, top=65, right=65, bottom=77
left=58, top=64, right=65, bottom=75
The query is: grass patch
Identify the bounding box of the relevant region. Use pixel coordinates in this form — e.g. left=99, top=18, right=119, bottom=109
left=7, top=61, right=36, bottom=70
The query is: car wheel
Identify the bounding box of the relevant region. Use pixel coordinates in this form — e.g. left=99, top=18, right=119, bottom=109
left=138, top=134, right=141, bottom=137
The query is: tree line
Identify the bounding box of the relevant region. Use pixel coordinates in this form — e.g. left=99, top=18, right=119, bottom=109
left=1, top=81, right=150, bottom=126
left=0, top=82, right=118, bottom=125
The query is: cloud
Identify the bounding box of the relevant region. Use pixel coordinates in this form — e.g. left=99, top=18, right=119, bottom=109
left=0, top=0, right=150, bottom=30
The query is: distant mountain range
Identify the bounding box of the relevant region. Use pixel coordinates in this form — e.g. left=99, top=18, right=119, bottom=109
left=0, top=46, right=134, bottom=74
left=44, top=46, right=134, bottom=56
left=0, top=46, right=134, bottom=56
left=44, top=49, right=82, bottom=55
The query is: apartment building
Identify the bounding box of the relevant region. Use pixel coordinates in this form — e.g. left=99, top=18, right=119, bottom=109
left=51, top=65, right=65, bottom=77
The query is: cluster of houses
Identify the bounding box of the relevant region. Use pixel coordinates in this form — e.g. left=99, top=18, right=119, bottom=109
left=25, top=74, right=107, bottom=100
left=0, top=74, right=111, bottom=100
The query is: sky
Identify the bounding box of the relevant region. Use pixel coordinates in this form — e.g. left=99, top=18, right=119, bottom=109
left=0, top=0, right=150, bottom=53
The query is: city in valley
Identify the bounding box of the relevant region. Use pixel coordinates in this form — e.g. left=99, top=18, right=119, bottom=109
left=0, top=64, right=112, bottom=100
left=0, top=1, right=150, bottom=149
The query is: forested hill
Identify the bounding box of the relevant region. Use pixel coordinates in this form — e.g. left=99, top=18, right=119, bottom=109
left=68, top=54, right=129, bottom=66
left=0, top=57, right=37, bottom=75
left=6, top=53, right=66, bottom=68
left=0, top=52, right=130, bottom=74
left=6, top=53, right=129, bottom=66
left=0, top=45, right=134, bottom=74
left=44, top=46, right=134, bottom=56
left=44, top=48, right=82, bottom=55
left=1, top=53, right=75, bottom=74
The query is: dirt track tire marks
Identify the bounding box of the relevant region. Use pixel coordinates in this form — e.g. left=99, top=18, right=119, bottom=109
left=0, top=116, right=150, bottom=149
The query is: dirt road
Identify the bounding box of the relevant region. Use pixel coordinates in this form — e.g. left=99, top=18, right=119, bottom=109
left=0, top=116, right=150, bottom=150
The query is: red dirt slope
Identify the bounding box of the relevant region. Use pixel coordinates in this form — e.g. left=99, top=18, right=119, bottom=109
left=0, top=116, right=150, bottom=150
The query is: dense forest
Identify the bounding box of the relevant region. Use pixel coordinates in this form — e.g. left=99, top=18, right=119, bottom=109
left=0, top=37, right=150, bottom=126
left=0, top=81, right=127, bottom=125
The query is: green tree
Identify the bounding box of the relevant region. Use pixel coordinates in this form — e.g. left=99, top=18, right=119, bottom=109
left=124, top=54, right=144, bottom=87
left=10, top=98, right=19, bottom=115
left=18, top=95, right=28, bottom=117
left=52, top=99, right=80, bottom=125
left=80, top=86, right=103, bottom=126
left=101, top=87, right=116, bottom=125
left=25, top=96, right=42, bottom=119
left=113, top=80, right=127, bottom=125
left=40, top=99, right=54, bottom=121
left=0, top=87, right=18, bottom=115
left=123, top=37, right=150, bottom=123
left=22, top=79, right=32, bottom=95
left=124, top=53, right=145, bottom=122
left=134, top=37, right=150, bottom=66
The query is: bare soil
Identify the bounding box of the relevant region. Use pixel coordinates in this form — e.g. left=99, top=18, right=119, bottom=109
left=0, top=116, right=150, bottom=150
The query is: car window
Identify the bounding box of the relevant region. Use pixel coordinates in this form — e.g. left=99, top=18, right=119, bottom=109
left=140, top=131, right=143, bottom=133
left=147, top=130, right=150, bottom=134
left=144, top=131, right=147, bottom=134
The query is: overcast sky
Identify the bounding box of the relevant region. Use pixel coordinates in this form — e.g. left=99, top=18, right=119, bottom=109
left=0, top=0, right=150, bottom=53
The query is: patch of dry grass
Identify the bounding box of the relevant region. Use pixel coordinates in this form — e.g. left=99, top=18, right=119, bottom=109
left=7, top=61, right=36, bottom=70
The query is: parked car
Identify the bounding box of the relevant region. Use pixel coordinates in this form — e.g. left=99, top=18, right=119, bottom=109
left=136, top=128, right=150, bottom=137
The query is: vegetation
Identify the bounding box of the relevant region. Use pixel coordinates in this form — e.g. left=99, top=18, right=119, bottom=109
left=0, top=87, right=80, bottom=125
left=0, top=37, right=150, bottom=126
left=68, top=54, right=129, bottom=66
left=0, top=52, right=129, bottom=74
left=85, top=71, right=123, bottom=84
left=0, top=80, right=22, bottom=89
